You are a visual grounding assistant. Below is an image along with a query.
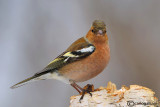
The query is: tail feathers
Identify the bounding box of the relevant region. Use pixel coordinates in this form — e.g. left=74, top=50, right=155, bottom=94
left=10, top=72, right=54, bottom=89
left=10, top=76, right=37, bottom=89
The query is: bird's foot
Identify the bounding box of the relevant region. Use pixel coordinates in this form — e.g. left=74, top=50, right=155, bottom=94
left=79, top=84, right=94, bottom=103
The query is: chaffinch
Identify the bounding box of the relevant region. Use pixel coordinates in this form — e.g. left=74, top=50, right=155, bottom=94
left=11, top=20, right=110, bottom=100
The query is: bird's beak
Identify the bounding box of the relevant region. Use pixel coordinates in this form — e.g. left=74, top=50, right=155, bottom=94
left=98, top=30, right=103, bottom=35
left=96, top=30, right=104, bottom=36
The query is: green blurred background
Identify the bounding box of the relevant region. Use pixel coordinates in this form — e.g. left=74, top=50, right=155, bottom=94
left=0, top=0, right=160, bottom=107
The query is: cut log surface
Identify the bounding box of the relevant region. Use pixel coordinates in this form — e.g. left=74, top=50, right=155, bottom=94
left=70, top=82, right=159, bottom=107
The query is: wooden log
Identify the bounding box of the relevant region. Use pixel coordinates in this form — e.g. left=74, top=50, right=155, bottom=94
left=70, top=81, right=159, bottom=107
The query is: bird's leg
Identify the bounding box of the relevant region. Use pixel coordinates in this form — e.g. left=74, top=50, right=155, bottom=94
left=79, top=84, right=94, bottom=102
left=71, top=83, right=81, bottom=93
left=70, top=82, right=94, bottom=102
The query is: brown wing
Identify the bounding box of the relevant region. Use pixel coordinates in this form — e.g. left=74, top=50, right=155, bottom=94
left=66, top=37, right=90, bottom=51
left=33, top=37, right=95, bottom=77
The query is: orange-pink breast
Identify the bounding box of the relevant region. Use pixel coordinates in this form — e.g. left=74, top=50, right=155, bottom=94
left=59, top=43, right=110, bottom=82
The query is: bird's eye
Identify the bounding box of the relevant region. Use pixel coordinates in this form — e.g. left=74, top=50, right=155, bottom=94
left=91, top=29, right=94, bottom=33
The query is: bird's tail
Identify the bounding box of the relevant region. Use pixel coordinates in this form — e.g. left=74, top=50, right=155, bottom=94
left=10, top=76, right=38, bottom=89
left=10, top=70, right=54, bottom=89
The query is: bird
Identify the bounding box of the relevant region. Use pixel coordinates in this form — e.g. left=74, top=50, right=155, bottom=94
left=11, top=20, right=110, bottom=101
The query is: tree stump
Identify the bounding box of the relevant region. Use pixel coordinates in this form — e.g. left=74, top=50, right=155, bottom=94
left=70, top=81, right=159, bottom=107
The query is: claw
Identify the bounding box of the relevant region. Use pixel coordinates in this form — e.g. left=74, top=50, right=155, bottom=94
left=79, top=84, right=94, bottom=103
left=71, top=82, right=94, bottom=103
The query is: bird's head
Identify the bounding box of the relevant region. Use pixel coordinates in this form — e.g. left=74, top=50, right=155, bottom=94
left=86, top=20, right=108, bottom=43
left=92, top=20, right=106, bottom=36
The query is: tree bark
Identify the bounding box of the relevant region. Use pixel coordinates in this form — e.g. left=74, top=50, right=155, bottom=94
left=70, top=82, right=159, bottom=107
